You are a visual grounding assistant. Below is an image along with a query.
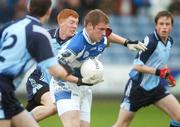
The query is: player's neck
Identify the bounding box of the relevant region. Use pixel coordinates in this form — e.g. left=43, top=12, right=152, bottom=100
left=59, top=30, right=68, bottom=40
left=161, top=37, right=168, bottom=44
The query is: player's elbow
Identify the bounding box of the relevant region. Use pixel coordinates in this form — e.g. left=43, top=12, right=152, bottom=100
left=133, top=64, right=143, bottom=71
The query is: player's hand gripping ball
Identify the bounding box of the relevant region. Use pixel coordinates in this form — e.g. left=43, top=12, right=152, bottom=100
left=80, top=58, right=104, bottom=83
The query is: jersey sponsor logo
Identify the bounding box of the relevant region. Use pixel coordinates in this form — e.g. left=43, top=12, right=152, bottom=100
left=98, top=46, right=104, bottom=52
left=32, top=83, right=43, bottom=95
left=89, top=46, right=104, bottom=52
left=90, top=47, right=96, bottom=51
left=29, top=78, right=43, bottom=94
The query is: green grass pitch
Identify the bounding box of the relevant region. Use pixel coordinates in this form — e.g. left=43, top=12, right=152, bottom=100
left=31, top=99, right=170, bottom=127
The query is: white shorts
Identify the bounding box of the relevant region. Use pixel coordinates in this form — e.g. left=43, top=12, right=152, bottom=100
left=50, top=78, right=92, bottom=122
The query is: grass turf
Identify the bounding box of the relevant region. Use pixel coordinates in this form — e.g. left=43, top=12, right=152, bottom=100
left=34, top=99, right=170, bottom=127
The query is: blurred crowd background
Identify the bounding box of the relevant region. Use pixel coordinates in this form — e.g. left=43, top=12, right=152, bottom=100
left=0, top=0, right=180, bottom=24
left=1, top=0, right=180, bottom=95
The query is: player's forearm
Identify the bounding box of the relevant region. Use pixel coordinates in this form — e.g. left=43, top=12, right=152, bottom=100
left=49, top=65, right=79, bottom=84
left=133, top=64, right=156, bottom=75
left=48, top=64, right=68, bottom=80
left=65, top=75, right=79, bottom=84
left=107, top=33, right=126, bottom=45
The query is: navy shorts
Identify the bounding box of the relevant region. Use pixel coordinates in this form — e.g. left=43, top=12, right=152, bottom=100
left=121, top=79, right=170, bottom=112
left=26, top=75, right=49, bottom=111
left=0, top=75, right=24, bottom=119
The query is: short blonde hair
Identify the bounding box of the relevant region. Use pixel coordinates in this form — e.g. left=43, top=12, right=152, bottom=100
left=84, top=9, right=109, bottom=27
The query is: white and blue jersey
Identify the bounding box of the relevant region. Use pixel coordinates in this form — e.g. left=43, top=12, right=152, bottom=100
left=50, top=28, right=107, bottom=121
left=129, top=30, right=173, bottom=90
left=58, top=28, right=107, bottom=78
left=0, top=15, right=57, bottom=88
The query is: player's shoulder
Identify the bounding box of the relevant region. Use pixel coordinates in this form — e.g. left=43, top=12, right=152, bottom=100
left=63, top=31, right=86, bottom=53
left=143, top=31, right=158, bottom=47
left=23, top=15, right=51, bottom=41
left=100, top=36, right=107, bottom=45
left=72, top=31, right=84, bottom=41
left=48, top=28, right=57, bottom=38
left=0, top=21, right=13, bottom=37
left=0, top=21, right=14, bottom=30
left=169, top=36, right=174, bottom=45
left=69, top=31, right=86, bottom=47
left=27, top=25, right=51, bottom=45
left=145, top=33, right=157, bottom=42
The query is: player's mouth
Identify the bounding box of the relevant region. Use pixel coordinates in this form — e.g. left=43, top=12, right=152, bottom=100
left=161, top=31, right=167, bottom=34
left=69, top=30, right=75, bottom=35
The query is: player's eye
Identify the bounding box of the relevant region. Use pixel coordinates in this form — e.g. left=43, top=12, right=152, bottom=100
left=98, top=28, right=106, bottom=31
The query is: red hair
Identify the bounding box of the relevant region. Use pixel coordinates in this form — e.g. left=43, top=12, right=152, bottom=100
left=57, top=9, right=79, bottom=23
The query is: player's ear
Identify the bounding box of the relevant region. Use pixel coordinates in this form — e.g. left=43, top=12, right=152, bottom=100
left=87, top=23, right=93, bottom=30
left=46, top=7, right=52, bottom=17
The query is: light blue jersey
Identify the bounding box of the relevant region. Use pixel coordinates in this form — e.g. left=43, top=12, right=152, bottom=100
left=129, top=30, right=173, bottom=90
left=0, top=15, right=57, bottom=88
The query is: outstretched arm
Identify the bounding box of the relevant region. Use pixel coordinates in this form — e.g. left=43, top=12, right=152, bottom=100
left=107, top=32, right=126, bottom=45
left=107, top=30, right=147, bottom=51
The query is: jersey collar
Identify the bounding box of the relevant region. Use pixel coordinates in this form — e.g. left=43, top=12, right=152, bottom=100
left=54, top=28, right=73, bottom=45
left=83, top=28, right=96, bottom=45
left=154, top=30, right=170, bottom=46
left=26, top=15, right=41, bottom=23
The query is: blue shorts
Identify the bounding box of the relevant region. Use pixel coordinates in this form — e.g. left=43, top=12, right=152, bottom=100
left=26, top=75, right=49, bottom=111
left=0, top=75, right=24, bottom=119
left=121, top=79, right=170, bottom=112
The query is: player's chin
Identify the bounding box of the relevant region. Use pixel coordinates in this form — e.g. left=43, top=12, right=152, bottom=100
left=71, top=30, right=76, bottom=34
left=96, top=38, right=102, bottom=42
left=68, top=32, right=75, bottom=37
left=161, top=31, right=168, bottom=36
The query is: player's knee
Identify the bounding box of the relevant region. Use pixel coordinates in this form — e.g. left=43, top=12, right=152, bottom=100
left=114, top=122, right=126, bottom=127
left=63, top=121, right=80, bottom=127
left=50, top=105, right=57, bottom=114
left=171, top=113, right=180, bottom=122
left=71, top=122, right=80, bottom=127
left=114, top=117, right=132, bottom=127
left=47, top=105, right=57, bottom=114
left=173, top=114, right=180, bottom=122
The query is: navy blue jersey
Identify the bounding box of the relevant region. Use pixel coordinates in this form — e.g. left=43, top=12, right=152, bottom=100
left=58, top=28, right=107, bottom=78
left=28, top=28, right=73, bottom=84
left=0, top=15, right=57, bottom=88
left=129, top=30, right=174, bottom=90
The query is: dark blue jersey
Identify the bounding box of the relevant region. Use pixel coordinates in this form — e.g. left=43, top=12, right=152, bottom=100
left=29, top=28, right=74, bottom=84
